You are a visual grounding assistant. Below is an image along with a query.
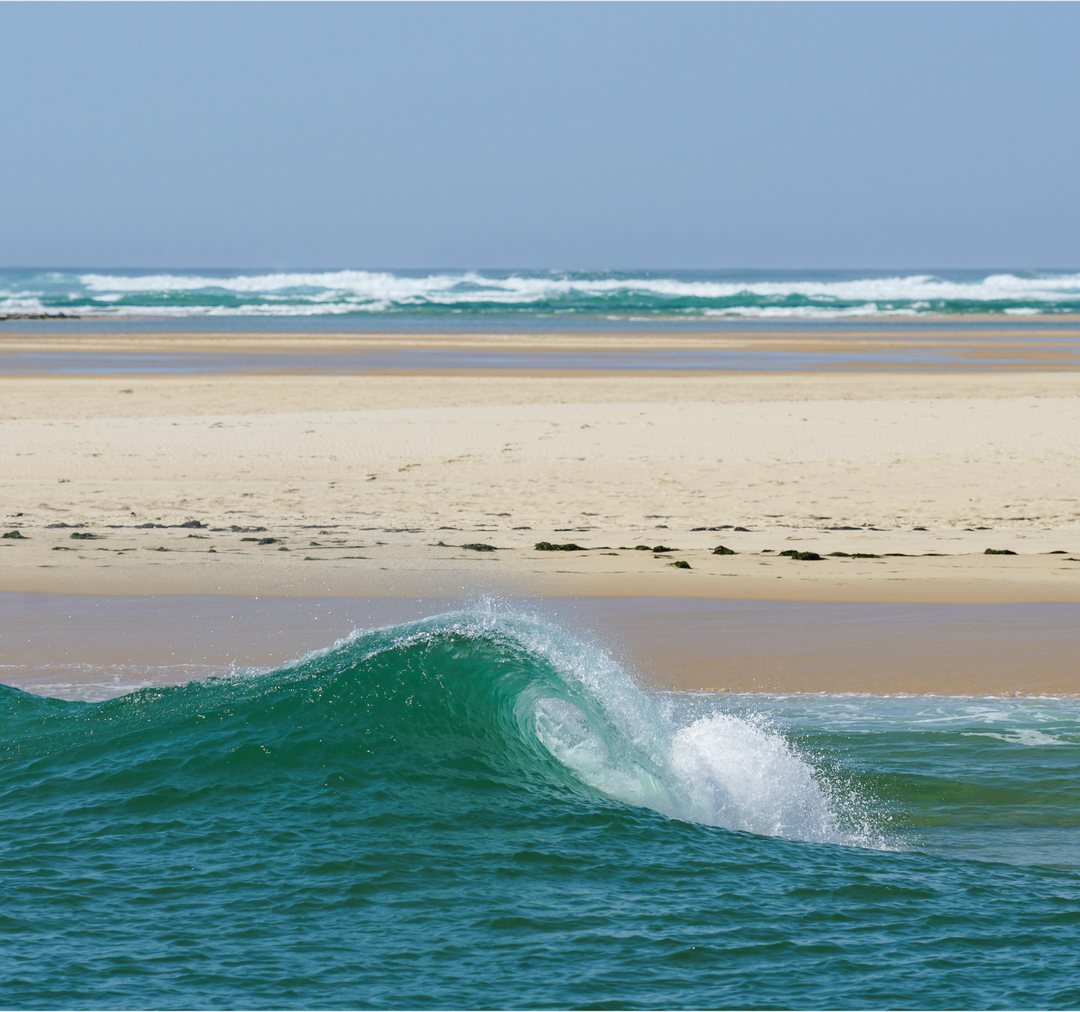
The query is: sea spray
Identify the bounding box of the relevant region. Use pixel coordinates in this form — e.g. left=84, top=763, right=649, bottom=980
left=2, top=607, right=1079, bottom=1010
left=305, top=606, right=868, bottom=845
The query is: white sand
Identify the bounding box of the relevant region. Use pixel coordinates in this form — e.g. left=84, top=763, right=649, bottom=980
left=2, top=369, right=1079, bottom=601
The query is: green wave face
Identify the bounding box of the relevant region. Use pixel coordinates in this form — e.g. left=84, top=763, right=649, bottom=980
left=2, top=609, right=1079, bottom=1010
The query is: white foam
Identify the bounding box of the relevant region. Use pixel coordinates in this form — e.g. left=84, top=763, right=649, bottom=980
left=386, top=605, right=882, bottom=848
left=962, top=729, right=1073, bottom=747
left=72, top=269, right=1080, bottom=306
left=700, top=303, right=923, bottom=319
left=3, top=268, right=1072, bottom=317
left=0, top=663, right=229, bottom=702
left=536, top=698, right=867, bottom=845
left=0, top=295, right=48, bottom=313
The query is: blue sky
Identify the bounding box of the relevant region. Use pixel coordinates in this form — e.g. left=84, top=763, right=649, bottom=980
left=2, top=1, right=1077, bottom=270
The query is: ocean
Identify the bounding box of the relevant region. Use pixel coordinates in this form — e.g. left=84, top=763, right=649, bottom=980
left=3, top=606, right=1079, bottom=1010
left=3, top=267, right=1080, bottom=325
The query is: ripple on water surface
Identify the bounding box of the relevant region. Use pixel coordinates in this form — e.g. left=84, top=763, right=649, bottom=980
left=2, top=607, right=1078, bottom=1009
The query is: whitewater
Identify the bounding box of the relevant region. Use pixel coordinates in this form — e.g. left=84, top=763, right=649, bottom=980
left=2, top=606, right=1079, bottom=1009
left=3, top=267, right=1080, bottom=320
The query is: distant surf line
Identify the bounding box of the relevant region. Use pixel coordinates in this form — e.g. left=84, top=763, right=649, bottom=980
left=4, top=266, right=1080, bottom=322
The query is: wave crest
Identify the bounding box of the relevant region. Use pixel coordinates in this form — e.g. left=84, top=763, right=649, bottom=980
left=4, top=268, right=1079, bottom=318
left=2, top=608, right=877, bottom=847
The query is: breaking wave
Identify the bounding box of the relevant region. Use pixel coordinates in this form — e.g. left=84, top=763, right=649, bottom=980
left=3, top=268, right=1079, bottom=318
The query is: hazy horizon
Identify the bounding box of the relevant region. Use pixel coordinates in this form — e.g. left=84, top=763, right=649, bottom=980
left=3, top=2, right=1078, bottom=269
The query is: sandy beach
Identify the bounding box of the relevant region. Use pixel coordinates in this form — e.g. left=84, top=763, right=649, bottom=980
left=10, top=10, right=1080, bottom=1007
left=3, top=331, right=1079, bottom=693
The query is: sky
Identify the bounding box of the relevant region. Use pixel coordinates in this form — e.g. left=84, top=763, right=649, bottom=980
left=1, top=1, right=1078, bottom=271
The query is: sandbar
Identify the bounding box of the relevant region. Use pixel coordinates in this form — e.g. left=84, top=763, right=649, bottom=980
left=2, top=331, right=1078, bottom=695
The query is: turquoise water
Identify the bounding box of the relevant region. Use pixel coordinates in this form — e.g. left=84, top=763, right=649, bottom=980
left=3, top=608, right=1079, bottom=1010
left=4, top=268, right=1080, bottom=321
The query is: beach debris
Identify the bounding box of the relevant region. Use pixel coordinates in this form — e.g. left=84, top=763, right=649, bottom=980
left=668, top=560, right=692, bottom=569
left=70, top=532, right=101, bottom=539
left=692, top=526, right=733, bottom=531
left=828, top=551, right=880, bottom=558
left=985, top=548, right=1018, bottom=555
left=45, top=522, right=86, bottom=528
left=712, top=545, right=737, bottom=555
left=779, top=550, right=823, bottom=561
left=2, top=530, right=28, bottom=539
left=733, top=526, right=750, bottom=532
left=534, top=542, right=585, bottom=551
left=135, top=520, right=209, bottom=529
left=461, top=543, right=498, bottom=552
left=0, top=312, right=80, bottom=320
left=651, top=545, right=675, bottom=553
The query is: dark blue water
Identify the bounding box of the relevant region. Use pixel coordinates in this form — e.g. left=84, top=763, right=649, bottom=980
left=2, top=608, right=1079, bottom=1009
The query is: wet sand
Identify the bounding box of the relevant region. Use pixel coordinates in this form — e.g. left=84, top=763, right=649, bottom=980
left=2, top=326, right=1080, bottom=372
left=2, top=329, right=1078, bottom=696
left=3, top=593, right=1077, bottom=699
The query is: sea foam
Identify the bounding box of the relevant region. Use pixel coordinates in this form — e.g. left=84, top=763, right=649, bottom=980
left=4, top=267, right=1079, bottom=318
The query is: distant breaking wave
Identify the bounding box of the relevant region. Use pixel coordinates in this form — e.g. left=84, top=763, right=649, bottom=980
left=2, top=267, right=1080, bottom=319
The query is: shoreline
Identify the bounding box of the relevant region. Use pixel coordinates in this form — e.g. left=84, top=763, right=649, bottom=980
left=2, top=346, right=1079, bottom=699
left=3, top=325, right=1079, bottom=348
left=4, top=315, right=1080, bottom=333
left=4, top=592, right=1079, bottom=698
left=3, top=546, right=1080, bottom=604
left=3, top=326, right=1077, bottom=376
